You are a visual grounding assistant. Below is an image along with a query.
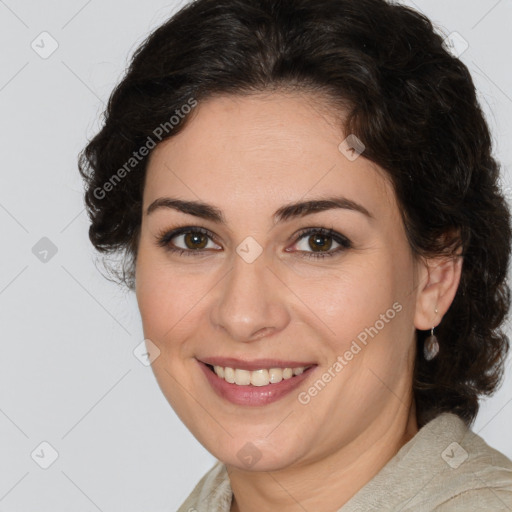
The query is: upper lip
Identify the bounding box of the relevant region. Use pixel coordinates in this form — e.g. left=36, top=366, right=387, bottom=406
left=198, top=357, right=316, bottom=371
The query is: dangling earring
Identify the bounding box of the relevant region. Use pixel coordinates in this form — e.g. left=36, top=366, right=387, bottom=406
left=423, top=327, right=439, bottom=361
left=424, top=327, right=439, bottom=361
left=424, top=307, right=439, bottom=361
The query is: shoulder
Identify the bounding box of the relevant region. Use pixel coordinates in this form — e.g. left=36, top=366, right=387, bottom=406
left=411, top=412, right=512, bottom=511
left=433, top=488, right=512, bottom=511
left=448, top=412, right=512, bottom=487
left=433, top=415, right=512, bottom=510
left=341, top=412, right=512, bottom=511
left=177, top=460, right=232, bottom=512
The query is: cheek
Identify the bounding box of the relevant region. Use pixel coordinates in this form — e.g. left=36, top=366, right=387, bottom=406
left=311, top=257, right=412, bottom=378
left=135, top=250, right=181, bottom=340
left=290, top=259, right=396, bottom=338
left=135, top=252, right=213, bottom=354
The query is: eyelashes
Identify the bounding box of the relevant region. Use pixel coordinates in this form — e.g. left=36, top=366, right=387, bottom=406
left=156, top=226, right=217, bottom=257
left=155, top=225, right=352, bottom=260
left=288, top=227, right=352, bottom=258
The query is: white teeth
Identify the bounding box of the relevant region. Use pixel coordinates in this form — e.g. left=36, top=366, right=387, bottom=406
left=250, top=369, right=269, bottom=387
left=282, top=368, right=293, bottom=379
left=212, top=365, right=309, bottom=386
left=269, top=368, right=283, bottom=384
left=234, top=369, right=251, bottom=385
left=224, top=367, right=235, bottom=383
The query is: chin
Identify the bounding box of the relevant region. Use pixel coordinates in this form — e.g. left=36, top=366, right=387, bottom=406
left=205, top=431, right=309, bottom=472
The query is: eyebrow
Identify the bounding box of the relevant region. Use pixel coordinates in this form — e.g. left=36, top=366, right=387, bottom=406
left=146, top=195, right=374, bottom=224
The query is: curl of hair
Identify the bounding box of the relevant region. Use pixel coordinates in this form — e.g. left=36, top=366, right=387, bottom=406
left=79, top=0, right=511, bottom=427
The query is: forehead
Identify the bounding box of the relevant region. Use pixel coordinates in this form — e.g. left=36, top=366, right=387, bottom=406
left=144, top=92, right=396, bottom=222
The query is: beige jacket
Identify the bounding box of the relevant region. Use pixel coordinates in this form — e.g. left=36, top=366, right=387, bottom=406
left=177, top=412, right=512, bottom=511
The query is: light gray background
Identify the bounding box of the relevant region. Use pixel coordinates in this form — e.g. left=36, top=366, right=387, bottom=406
left=0, top=1, right=511, bottom=511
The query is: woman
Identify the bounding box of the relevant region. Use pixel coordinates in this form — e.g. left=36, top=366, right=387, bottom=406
left=79, top=0, right=512, bottom=510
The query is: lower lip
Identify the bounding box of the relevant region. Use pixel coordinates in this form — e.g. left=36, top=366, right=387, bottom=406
left=198, top=361, right=316, bottom=406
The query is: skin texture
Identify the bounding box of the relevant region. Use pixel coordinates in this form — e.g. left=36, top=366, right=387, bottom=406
left=135, top=92, right=463, bottom=511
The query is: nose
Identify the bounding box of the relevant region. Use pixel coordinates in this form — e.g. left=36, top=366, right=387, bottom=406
left=209, top=250, right=290, bottom=343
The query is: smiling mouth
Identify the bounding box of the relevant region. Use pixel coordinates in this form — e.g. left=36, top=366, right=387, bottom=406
left=205, top=363, right=314, bottom=386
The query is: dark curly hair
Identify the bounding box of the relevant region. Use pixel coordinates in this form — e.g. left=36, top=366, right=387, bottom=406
left=78, top=0, right=511, bottom=429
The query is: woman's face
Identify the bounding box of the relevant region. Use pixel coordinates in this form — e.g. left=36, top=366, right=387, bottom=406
left=135, top=92, right=425, bottom=471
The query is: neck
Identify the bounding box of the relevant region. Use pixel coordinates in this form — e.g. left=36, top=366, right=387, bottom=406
left=228, top=403, right=418, bottom=512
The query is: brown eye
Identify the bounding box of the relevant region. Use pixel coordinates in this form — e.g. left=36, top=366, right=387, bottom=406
left=307, top=233, right=334, bottom=252
left=183, top=232, right=209, bottom=250
left=156, top=226, right=222, bottom=256
left=289, top=227, right=352, bottom=259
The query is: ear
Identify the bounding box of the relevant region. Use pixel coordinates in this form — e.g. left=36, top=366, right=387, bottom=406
left=414, top=245, right=463, bottom=331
